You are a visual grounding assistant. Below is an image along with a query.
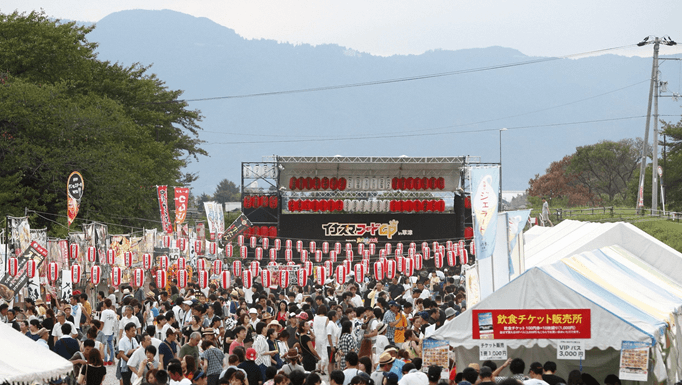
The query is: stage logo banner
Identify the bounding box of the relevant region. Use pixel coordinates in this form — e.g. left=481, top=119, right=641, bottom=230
left=220, top=213, right=253, bottom=246
left=0, top=241, right=48, bottom=302
left=174, top=187, right=189, bottom=224
left=472, top=309, right=591, bottom=340
left=67, top=171, right=84, bottom=226
left=470, top=166, right=500, bottom=260
left=157, top=185, right=173, bottom=234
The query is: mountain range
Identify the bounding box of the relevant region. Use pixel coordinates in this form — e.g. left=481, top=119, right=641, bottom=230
left=87, top=9, right=682, bottom=195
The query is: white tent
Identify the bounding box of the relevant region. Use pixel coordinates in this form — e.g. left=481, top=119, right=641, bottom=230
left=524, top=220, right=682, bottom=284
left=429, top=247, right=682, bottom=383
left=0, top=321, right=73, bottom=384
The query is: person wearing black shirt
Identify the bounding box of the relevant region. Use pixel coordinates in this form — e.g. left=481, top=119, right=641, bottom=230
left=388, top=277, right=404, bottom=301
left=542, top=361, right=567, bottom=385
left=237, top=348, right=263, bottom=385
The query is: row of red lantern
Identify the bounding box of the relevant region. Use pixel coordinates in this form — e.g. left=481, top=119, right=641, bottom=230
left=391, top=177, right=446, bottom=191
left=288, top=199, right=344, bottom=212
left=390, top=199, right=446, bottom=212
left=244, top=225, right=278, bottom=239
left=243, top=195, right=278, bottom=209
left=289, top=177, right=347, bottom=191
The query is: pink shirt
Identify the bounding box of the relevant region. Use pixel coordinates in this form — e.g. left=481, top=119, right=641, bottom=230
left=229, top=340, right=244, bottom=355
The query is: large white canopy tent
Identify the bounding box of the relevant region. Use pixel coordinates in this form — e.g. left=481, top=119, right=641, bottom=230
left=430, top=246, right=682, bottom=383
left=524, top=220, right=681, bottom=284
left=0, top=321, right=73, bottom=384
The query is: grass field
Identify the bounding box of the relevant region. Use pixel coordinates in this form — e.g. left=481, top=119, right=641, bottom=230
left=528, top=206, right=682, bottom=252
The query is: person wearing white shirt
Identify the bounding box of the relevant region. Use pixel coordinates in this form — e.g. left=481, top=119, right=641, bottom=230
left=398, top=364, right=430, bottom=385
left=99, top=299, right=118, bottom=365
left=51, top=311, right=77, bottom=346
left=327, top=310, right=341, bottom=374
left=70, top=295, right=83, bottom=331
left=168, top=362, right=192, bottom=385
left=36, top=328, right=50, bottom=350
left=119, top=306, right=141, bottom=340
left=145, top=325, right=162, bottom=362
left=118, top=322, right=140, bottom=385
left=127, top=334, right=152, bottom=384
left=349, top=285, right=363, bottom=308
left=313, top=307, right=329, bottom=373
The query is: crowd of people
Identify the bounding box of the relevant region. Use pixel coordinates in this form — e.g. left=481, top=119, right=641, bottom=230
left=1, top=265, right=622, bottom=385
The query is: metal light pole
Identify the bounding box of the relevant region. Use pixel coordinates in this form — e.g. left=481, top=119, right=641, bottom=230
left=499, top=128, right=507, bottom=210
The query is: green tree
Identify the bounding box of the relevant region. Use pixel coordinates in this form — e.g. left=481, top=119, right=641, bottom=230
left=660, top=120, right=681, bottom=211
left=0, top=11, right=205, bottom=236
left=567, top=139, right=642, bottom=203
left=213, top=179, right=241, bottom=203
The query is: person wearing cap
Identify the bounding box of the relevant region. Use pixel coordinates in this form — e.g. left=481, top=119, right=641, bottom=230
left=523, top=362, right=549, bottom=385
left=248, top=308, right=260, bottom=329
left=383, top=347, right=405, bottom=378
left=238, top=348, right=263, bottom=385
left=374, top=322, right=390, bottom=363
left=36, top=327, right=50, bottom=350
left=445, top=307, right=457, bottom=322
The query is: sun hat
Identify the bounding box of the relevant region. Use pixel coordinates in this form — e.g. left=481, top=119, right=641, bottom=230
left=378, top=352, right=395, bottom=365
left=249, top=308, right=257, bottom=314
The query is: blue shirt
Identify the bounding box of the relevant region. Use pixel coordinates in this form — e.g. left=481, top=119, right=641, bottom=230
left=54, top=337, right=80, bottom=360
left=375, top=359, right=405, bottom=381
left=158, top=340, right=177, bottom=369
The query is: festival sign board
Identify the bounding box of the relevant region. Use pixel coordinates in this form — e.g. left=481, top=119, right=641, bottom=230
left=470, top=166, right=499, bottom=260
left=220, top=214, right=253, bottom=246
left=619, top=341, right=649, bottom=381
left=479, top=341, right=508, bottom=360
left=422, top=338, right=450, bottom=369
left=472, top=309, right=591, bottom=340
left=0, top=241, right=48, bottom=303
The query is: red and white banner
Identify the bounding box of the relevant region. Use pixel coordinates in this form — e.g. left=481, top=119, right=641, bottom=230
left=156, top=186, right=173, bottom=234
left=472, top=309, right=591, bottom=340
left=174, top=187, right=189, bottom=224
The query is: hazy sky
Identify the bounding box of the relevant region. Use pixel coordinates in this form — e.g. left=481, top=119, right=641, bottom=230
left=3, top=0, right=681, bottom=58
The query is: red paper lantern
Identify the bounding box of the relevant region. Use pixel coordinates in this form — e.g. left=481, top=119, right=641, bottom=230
left=159, top=255, right=169, bottom=271
left=408, top=248, right=415, bottom=258
left=132, top=268, right=144, bottom=287
left=404, top=257, right=415, bottom=277
left=344, top=243, right=352, bottom=252
left=315, top=266, right=325, bottom=286
left=140, top=253, right=151, bottom=270
left=69, top=243, right=79, bottom=260
left=309, top=241, right=316, bottom=253
left=197, top=258, right=206, bottom=272
left=338, top=177, right=347, bottom=190
left=255, top=247, right=263, bottom=260
left=221, top=271, right=231, bottom=289
left=124, top=251, right=133, bottom=268
left=361, top=258, right=369, bottom=276
left=332, top=242, right=340, bottom=254
left=363, top=250, right=370, bottom=260
left=242, top=270, right=253, bottom=289
left=447, top=251, right=457, bottom=267
left=354, top=264, right=363, bottom=283
left=304, top=260, right=313, bottom=277
left=423, top=246, right=431, bottom=260
left=177, top=257, right=186, bottom=271
left=460, top=248, right=468, bottom=265
left=111, top=266, right=122, bottom=287
left=369, top=243, right=376, bottom=255
left=237, top=235, right=244, bottom=246
left=25, top=259, right=37, bottom=278
left=198, top=270, right=209, bottom=289
left=343, top=259, right=352, bottom=276
left=374, top=261, right=385, bottom=281
left=464, top=227, right=474, bottom=240
left=386, top=259, right=396, bottom=279
left=321, top=241, right=329, bottom=254
left=177, top=269, right=188, bottom=289
left=261, top=269, right=272, bottom=287
left=285, top=249, right=293, bottom=262
left=330, top=177, right=338, bottom=190
left=243, top=196, right=252, bottom=208
left=415, top=254, right=423, bottom=271
left=446, top=240, right=453, bottom=252
left=274, top=239, right=282, bottom=250
left=324, top=260, right=333, bottom=275
left=156, top=269, right=166, bottom=289
left=397, top=255, right=405, bottom=272
left=213, top=260, right=223, bottom=274
left=107, top=249, right=115, bottom=266
left=380, top=249, right=386, bottom=259
left=240, top=246, right=248, bottom=259
left=357, top=243, right=365, bottom=256
left=434, top=252, right=444, bottom=269
left=47, top=262, right=59, bottom=283
left=470, top=241, right=476, bottom=256
left=315, top=250, right=323, bottom=263
left=249, top=236, right=256, bottom=249
left=289, top=177, right=297, bottom=190
left=162, top=235, right=171, bottom=248
left=300, top=249, right=308, bottom=263
left=285, top=239, right=292, bottom=250
left=207, top=242, right=216, bottom=255
left=335, top=265, right=346, bottom=285
left=346, top=249, right=353, bottom=261
left=269, top=196, right=278, bottom=209
left=269, top=248, right=278, bottom=261
left=261, top=238, right=269, bottom=250
left=232, top=261, right=242, bottom=277
left=328, top=250, right=337, bottom=263
left=89, top=265, right=101, bottom=285
left=86, top=246, right=96, bottom=263
left=385, top=243, right=392, bottom=255
left=250, top=261, right=260, bottom=277
left=71, top=264, right=83, bottom=284
left=225, top=244, right=233, bottom=258
left=177, top=238, right=187, bottom=251
left=296, top=240, right=303, bottom=252
left=279, top=270, right=290, bottom=288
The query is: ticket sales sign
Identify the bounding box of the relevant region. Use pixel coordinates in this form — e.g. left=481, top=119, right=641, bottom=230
left=472, top=309, right=591, bottom=340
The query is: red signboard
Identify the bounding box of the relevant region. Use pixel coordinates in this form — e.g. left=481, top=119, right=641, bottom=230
left=472, top=309, right=591, bottom=340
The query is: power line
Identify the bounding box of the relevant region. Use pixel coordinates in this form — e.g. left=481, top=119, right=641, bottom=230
left=157, top=44, right=638, bottom=104
left=205, top=115, right=656, bottom=145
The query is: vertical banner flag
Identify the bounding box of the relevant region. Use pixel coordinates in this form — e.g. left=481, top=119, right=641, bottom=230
left=174, top=187, right=190, bottom=224
left=67, top=171, right=84, bottom=227
left=506, top=210, right=531, bottom=276
left=157, top=186, right=173, bottom=234
left=9, top=216, right=31, bottom=256
left=470, top=166, right=500, bottom=260
left=204, top=202, right=225, bottom=240
left=220, top=213, right=253, bottom=247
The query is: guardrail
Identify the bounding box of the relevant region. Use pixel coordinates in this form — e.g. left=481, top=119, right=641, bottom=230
left=552, top=206, right=682, bottom=222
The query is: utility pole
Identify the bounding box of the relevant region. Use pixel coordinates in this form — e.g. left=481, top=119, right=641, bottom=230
left=635, top=36, right=677, bottom=214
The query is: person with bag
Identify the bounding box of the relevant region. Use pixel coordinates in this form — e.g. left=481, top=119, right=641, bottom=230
left=294, top=320, right=320, bottom=372
left=77, top=348, right=106, bottom=385
left=358, top=308, right=377, bottom=359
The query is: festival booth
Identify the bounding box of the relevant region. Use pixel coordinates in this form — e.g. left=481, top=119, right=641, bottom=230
left=524, top=220, right=682, bottom=284
left=429, top=246, right=682, bottom=384
left=0, top=321, right=73, bottom=384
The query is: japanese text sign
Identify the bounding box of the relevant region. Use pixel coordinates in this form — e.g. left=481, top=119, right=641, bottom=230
left=479, top=341, right=508, bottom=360
left=472, top=309, right=591, bottom=340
